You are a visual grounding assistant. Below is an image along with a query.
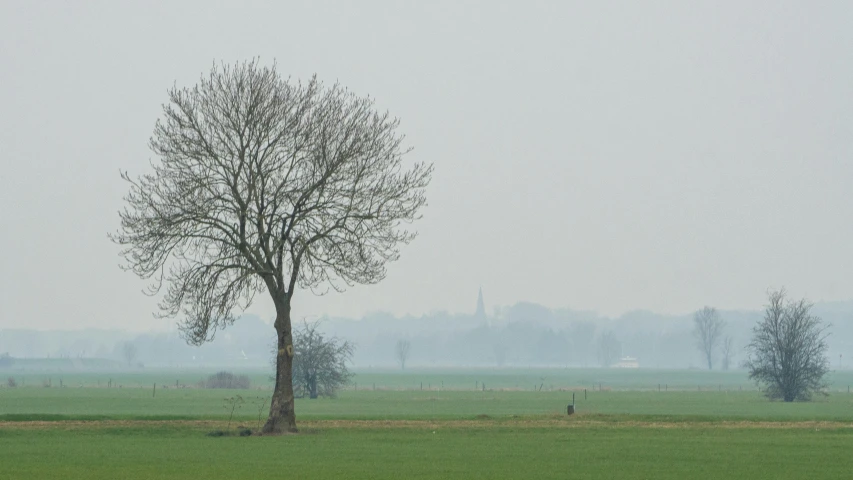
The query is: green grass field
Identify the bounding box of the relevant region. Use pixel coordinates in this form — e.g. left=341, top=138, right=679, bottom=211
left=2, top=368, right=853, bottom=479
left=2, top=422, right=851, bottom=480
left=3, top=388, right=853, bottom=422
left=6, top=366, right=853, bottom=392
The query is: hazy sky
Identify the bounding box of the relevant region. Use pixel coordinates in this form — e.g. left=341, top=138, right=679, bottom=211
left=1, top=1, right=852, bottom=332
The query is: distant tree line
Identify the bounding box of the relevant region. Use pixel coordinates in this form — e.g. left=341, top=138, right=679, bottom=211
left=0, top=353, right=13, bottom=368
left=3, top=296, right=846, bottom=386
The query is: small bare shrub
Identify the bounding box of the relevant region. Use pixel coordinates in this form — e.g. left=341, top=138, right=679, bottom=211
left=255, top=397, right=268, bottom=431
left=7, top=377, right=17, bottom=388
left=223, top=395, right=245, bottom=429
left=205, top=371, right=250, bottom=390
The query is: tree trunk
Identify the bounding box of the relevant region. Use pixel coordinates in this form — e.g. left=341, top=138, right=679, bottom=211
left=262, top=301, right=298, bottom=434
left=783, top=382, right=795, bottom=402
left=309, top=374, right=318, bottom=399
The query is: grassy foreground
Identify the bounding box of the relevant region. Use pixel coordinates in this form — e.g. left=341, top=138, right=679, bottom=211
left=2, top=371, right=853, bottom=479
left=1, top=420, right=851, bottom=480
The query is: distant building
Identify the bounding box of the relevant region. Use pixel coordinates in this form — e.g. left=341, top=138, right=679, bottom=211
left=615, top=356, right=639, bottom=368
left=475, top=287, right=486, bottom=321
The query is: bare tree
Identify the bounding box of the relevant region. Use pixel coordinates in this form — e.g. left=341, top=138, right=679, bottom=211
left=493, top=343, right=507, bottom=367
left=287, top=320, right=354, bottom=399
left=721, top=336, right=734, bottom=371
left=121, top=342, right=137, bottom=367
left=596, top=331, right=621, bottom=368
left=745, top=289, right=830, bottom=402
left=395, top=339, right=411, bottom=370
left=570, top=321, right=596, bottom=367
left=110, top=59, right=432, bottom=433
left=693, top=306, right=724, bottom=370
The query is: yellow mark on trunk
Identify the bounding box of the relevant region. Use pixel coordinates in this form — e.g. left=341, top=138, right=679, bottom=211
left=286, top=345, right=294, bottom=357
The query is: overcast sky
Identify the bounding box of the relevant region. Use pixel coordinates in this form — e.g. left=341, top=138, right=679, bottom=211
left=1, top=0, right=852, bottom=332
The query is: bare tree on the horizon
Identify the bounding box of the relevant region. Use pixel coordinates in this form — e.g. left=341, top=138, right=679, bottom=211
left=570, top=321, right=596, bottom=367
left=693, top=306, right=724, bottom=370
left=395, top=339, right=411, bottom=370
left=745, top=289, right=830, bottom=402
left=596, top=331, right=621, bottom=368
left=493, top=343, right=507, bottom=367
left=110, top=59, right=432, bottom=434
left=721, top=336, right=734, bottom=371
left=121, top=342, right=137, bottom=367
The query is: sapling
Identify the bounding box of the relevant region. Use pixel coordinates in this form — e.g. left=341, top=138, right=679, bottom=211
left=223, top=395, right=244, bottom=430
left=256, top=397, right=268, bottom=431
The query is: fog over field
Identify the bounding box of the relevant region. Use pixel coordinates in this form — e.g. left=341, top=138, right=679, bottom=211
left=2, top=1, right=853, bottom=368
left=3, top=294, right=853, bottom=371
left=4, top=4, right=853, bottom=477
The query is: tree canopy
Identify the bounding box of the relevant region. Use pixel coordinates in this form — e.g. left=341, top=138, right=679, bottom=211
left=289, top=321, right=354, bottom=399
left=745, top=289, right=830, bottom=402
left=693, top=306, right=724, bottom=370
left=111, top=59, right=432, bottom=432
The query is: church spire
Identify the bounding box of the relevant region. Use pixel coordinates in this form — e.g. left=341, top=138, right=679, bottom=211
left=475, top=286, right=486, bottom=319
